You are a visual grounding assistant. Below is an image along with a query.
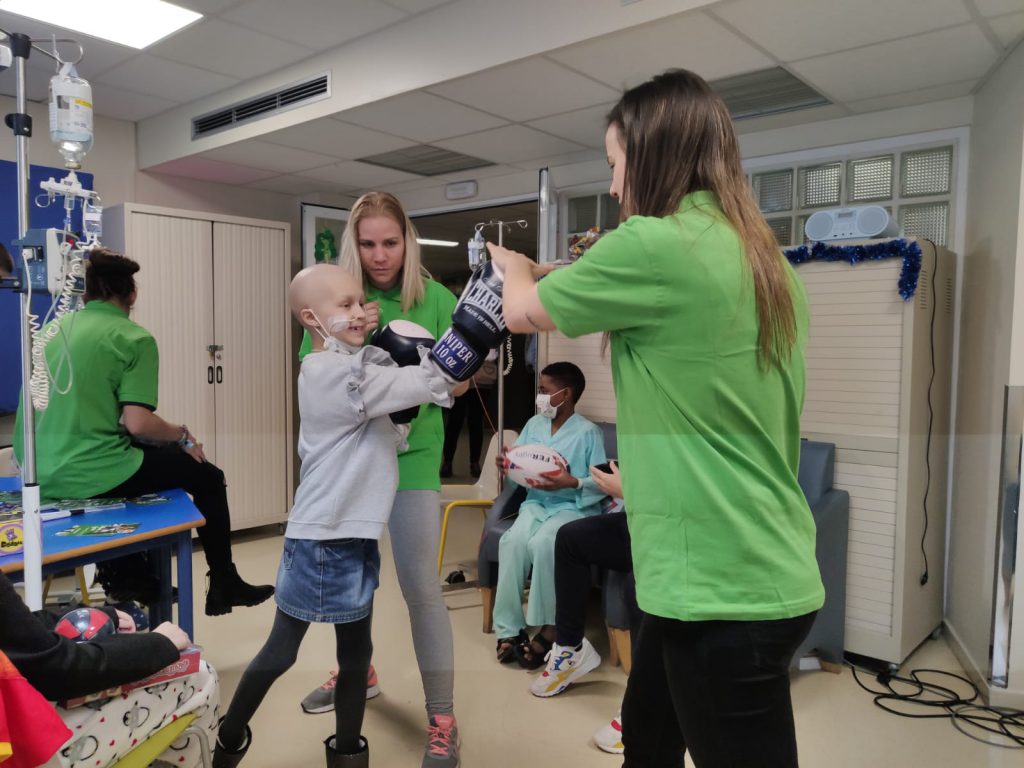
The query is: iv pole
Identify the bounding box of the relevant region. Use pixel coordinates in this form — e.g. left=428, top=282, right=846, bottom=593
left=472, top=218, right=528, bottom=489
left=2, top=29, right=83, bottom=610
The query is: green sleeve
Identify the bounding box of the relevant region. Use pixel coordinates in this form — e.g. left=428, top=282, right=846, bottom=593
left=298, top=329, right=312, bottom=361
left=537, top=218, right=662, bottom=338
left=117, top=334, right=159, bottom=409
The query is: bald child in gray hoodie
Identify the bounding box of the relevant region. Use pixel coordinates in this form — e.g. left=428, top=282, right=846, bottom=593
left=214, top=264, right=459, bottom=768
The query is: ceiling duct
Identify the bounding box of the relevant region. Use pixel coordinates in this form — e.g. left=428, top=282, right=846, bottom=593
left=709, top=67, right=830, bottom=120
left=358, top=144, right=494, bottom=177
left=192, top=73, right=330, bottom=139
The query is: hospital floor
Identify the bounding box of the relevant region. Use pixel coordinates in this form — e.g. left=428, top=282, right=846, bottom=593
left=172, top=512, right=1021, bottom=768
left=43, top=508, right=1021, bottom=767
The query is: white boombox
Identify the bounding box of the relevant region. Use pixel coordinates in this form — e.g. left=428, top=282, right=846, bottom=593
left=803, top=205, right=900, bottom=242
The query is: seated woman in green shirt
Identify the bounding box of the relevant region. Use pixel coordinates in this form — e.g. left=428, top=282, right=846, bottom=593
left=490, top=69, right=823, bottom=768
left=14, top=249, right=273, bottom=616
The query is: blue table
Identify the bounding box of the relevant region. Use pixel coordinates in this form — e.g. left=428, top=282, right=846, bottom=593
left=0, top=478, right=205, bottom=638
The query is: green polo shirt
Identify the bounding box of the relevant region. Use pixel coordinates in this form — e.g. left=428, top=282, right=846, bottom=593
left=299, top=278, right=458, bottom=492
left=537, top=191, right=824, bottom=622
left=13, top=300, right=158, bottom=500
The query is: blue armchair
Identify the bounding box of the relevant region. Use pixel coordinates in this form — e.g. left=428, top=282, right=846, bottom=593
left=477, top=430, right=850, bottom=675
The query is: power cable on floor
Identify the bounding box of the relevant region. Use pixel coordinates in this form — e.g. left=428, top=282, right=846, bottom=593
left=848, top=661, right=1024, bottom=749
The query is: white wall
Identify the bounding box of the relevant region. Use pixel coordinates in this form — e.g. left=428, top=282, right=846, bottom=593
left=945, top=40, right=1024, bottom=706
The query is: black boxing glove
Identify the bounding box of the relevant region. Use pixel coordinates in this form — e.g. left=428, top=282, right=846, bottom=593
left=371, top=319, right=435, bottom=424
left=429, top=261, right=508, bottom=381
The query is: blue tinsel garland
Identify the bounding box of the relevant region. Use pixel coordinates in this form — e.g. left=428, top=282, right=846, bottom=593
left=784, top=239, right=923, bottom=301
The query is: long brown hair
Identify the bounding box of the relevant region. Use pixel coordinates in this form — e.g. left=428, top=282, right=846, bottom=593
left=338, top=191, right=430, bottom=313
left=607, top=69, right=796, bottom=368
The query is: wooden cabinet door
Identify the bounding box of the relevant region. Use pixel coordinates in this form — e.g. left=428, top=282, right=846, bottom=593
left=212, top=222, right=288, bottom=529
left=126, top=214, right=217, bottom=455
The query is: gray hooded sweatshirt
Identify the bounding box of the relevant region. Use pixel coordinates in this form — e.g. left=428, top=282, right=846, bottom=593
left=285, top=344, right=453, bottom=541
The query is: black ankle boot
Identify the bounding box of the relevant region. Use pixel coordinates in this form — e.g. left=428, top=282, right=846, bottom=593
left=212, top=723, right=251, bottom=768
left=325, top=736, right=369, bottom=767
left=205, top=564, right=274, bottom=616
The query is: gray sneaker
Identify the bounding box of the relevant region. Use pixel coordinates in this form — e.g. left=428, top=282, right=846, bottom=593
left=423, top=714, right=460, bottom=767
left=300, top=665, right=381, bottom=714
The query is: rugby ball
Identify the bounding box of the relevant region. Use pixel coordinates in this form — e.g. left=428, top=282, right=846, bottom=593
left=506, top=444, right=568, bottom=487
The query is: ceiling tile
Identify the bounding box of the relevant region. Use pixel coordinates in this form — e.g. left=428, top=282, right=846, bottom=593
left=975, top=0, right=1024, bottom=17
left=547, top=11, right=774, bottom=91
left=224, top=0, right=404, bottom=51
left=298, top=160, right=421, bottom=188
left=989, top=11, right=1024, bottom=47
left=97, top=54, right=238, bottom=103
left=844, top=80, right=977, bottom=114
left=338, top=91, right=508, bottom=142
left=246, top=173, right=353, bottom=195
left=261, top=117, right=414, bottom=159
left=201, top=139, right=339, bottom=173
left=527, top=103, right=616, bottom=148
left=147, top=18, right=313, bottom=79
left=439, top=164, right=523, bottom=182
left=88, top=82, right=181, bottom=121
left=427, top=58, right=619, bottom=121
left=380, top=0, right=451, bottom=13
left=713, top=0, right=972, bottom=61
left=512, top=148, right=606, bottom=171
left=789, top=25, right=997, bottom=103
left=173, top=0, right=247, bottom=14
left=435, top=125, right=584, bottom=164
left=148, top=156, right=279, bottom=184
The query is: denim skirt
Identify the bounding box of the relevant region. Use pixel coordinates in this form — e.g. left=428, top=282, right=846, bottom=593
left=274, top=537, right=380, bottom=623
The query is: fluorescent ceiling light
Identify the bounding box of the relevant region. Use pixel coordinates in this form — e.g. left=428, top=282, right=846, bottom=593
left=0, top=0, right=202, bottom=49
left=416, top=238, right=459, bottom=248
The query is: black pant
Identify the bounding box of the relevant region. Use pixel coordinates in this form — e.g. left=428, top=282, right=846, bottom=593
left=622, top=611, right=816, bottom=768
left=220, top=609, right=373, bottom=755
left=442, top=389, right=488, bottom=464
left=101, top=444, right=233, bottom=572
left=553, top=512, right=638, bottom=647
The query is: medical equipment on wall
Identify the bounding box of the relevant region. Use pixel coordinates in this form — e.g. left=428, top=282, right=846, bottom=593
left=804, top=204, right=900, bottom=242
left=1, top=26, right=96, bottom=611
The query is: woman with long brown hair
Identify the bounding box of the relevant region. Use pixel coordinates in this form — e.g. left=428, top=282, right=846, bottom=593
left=489, top=69, right=823, bottom=767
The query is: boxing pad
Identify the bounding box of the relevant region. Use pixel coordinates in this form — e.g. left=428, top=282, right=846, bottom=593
left=371, top=320, right=436, bottom=424
left=430, top=261, right=508, bottom=381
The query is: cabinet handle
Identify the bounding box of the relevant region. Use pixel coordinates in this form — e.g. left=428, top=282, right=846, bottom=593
left=216, top=366, right=223, bottom=384
left=207, top=366, right=214, bottom=384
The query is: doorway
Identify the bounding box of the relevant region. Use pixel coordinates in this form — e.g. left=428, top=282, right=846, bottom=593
left=413, top=201, right=539, bottom=485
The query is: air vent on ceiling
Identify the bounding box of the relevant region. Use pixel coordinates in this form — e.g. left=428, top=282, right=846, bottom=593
left=358, top=144, right=494, bottom=177
left=192, top=73, right=330, bottom=139
left=709, top=67, right=829, bottom=121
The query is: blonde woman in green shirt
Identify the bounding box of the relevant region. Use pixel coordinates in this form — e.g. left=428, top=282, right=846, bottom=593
left=490, top=70, right=823, bottom=768
left=298, top=192, right=464, bottom=768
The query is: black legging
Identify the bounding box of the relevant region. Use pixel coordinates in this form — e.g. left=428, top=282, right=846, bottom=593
left=553, top=512, right=639, bottom=647
left=622, top=611, right=816, bottom=768
left=100, top=444, right=232, bottom=571
left=442, top=390, right=487, bottom=464
left=219, top=609, right=373, bottom=754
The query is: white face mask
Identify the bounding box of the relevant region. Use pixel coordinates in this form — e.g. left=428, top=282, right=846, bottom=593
left=310, top=310, right=361, bottom=354
left=535, top=387, right=567, bottom=420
